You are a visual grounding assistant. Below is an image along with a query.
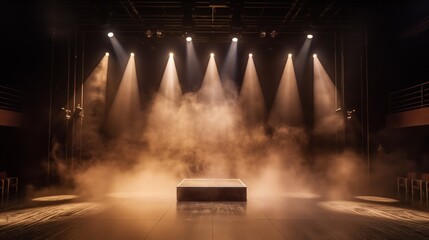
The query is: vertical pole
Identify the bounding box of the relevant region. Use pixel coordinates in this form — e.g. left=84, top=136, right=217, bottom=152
left=47, top=32, right=55, bottom=184
left=65, top=40, right=71, bottom=176
left=340, top=33, right=345, bottom=148
left=365, top=27, right=370, bottom=185
left=80, top=32, right=85, bottom=166
left=71, top=31, right=78, bottom=174
left=334, top=32, right=338, bottom=152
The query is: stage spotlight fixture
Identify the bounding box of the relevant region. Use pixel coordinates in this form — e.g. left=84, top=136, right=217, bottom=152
left=107, top=32, right=114, bottom=38
left=313, top=54, right=317, bottom=58
left=307, top=34, right=313, bottom=39
left=259, top=31, right=267, bottom=38
left=249, top=53, right=253, bottom=57
left=145, top=29, right=153, bottom=38
left=270, top=30, right=278, bottom=38
left=186, top=36, right=192, bottom=42
left=105, top=52, right=110, bottom=56
left=169, top=52, right=174, bottom=57
left=131, top=52, right=135, bottom=57
left=232, top=37, right=238, bottom=42
left=210, top=53, right=214, bottom=57
left=156, top=30, right=163, bottom=38
left=288, top=53, right=292, bottom=57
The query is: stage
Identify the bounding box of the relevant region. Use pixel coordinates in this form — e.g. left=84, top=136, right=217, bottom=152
left=1, top=193, right=429, bottom=239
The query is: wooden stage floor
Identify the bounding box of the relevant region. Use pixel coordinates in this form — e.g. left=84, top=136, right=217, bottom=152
left=1, top=193, right=429, bottom=240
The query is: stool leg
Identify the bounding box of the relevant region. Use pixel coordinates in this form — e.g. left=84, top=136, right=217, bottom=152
left=406, top=180, right=408, bottom=201
left=426, top=182, right=429, bottom=206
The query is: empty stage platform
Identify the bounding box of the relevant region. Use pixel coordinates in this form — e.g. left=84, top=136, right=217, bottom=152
left=177, top=178, right=247, bottom=202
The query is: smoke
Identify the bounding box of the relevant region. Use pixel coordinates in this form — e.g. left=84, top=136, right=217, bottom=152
left=39, top=55, right=376, bottom=202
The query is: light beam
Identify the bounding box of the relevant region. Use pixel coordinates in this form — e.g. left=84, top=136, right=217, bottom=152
left=269, top=54, right=303, bottom=127
left=106, top=54, right=141, bottom=136
left=313, top=55, right=343, bottom=135
left=199, top=53, right=224, bottom=103
left=239, top=54, right=266, bottom=125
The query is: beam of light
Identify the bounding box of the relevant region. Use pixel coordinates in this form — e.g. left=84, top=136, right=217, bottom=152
left=268, top=53, right=303, bottom=127
left=69, top=53, right=108, bottom=150
left=295, top=38, right=312, bottom=81
left=319, top=200, right=429, bottom=221
left=106, top=54, right=141, bottom=136
left=186, top=39, right=202, bottom=92
left=109, top=36, right=128, bottom=71
left=80, top=53, right=109, bottom=115
left=158, top=53, right=182, bottom=102
left=220, top=41, right=238, bottom=98
left=32, top=195, right=79, bottom=201
left=354, top=196, right=399, bottom=203
left=198, top=53, right=225, bottom=103
left=239, top=54, right=266, bottom=125
left=313, top=55, right=343, bottom=135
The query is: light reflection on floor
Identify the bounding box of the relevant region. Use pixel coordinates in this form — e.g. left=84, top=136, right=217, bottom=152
left=319, top=200, right=429, bottom=221
left=1, top=193, right=429, bottom=239
left=0, top=202, right=102, bottom=225
left=354, top=195, right=399, bottom=203
left=32, top=195, right=80, bottom=202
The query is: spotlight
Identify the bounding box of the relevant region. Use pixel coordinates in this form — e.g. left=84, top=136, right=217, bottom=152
left=156, top=30, right=163, bottom=38
left=130, top=52, right=135, bottom=57
left=313, top=54, right=317, bottom=58
left=169, top=52, right=174, bottom=57
left=259, top=31, right=267, bottom=38
left=210, top=53, right=214, bottom=57
left=307, top=34, right=313, bottom=39
left=270, top=30, right=278, bottom=38
left=288, top=53, right=292, bottom=57
left=249, top=53, right=253, bottom=57
left=107, top=32, right=114, bottom=38
left=232, top=37, right=238, bottom=42
left=145, top=29, right=153, bottom=38
left=186, top=36, right=192, bottom=42
left=105, top=52, right=109, bottom=56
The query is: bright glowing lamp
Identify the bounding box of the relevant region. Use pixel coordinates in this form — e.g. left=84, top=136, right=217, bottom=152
left=130, top=52, right=135, bottom=57
left=249, top=53, right=253, bottom=57
left=288, top=53, right=292, bottom=57
left=210, top=53, right=214, bottom=57
left=186, top=36, right=192, bottom=42
left=232, top=37, right=238, bottom=42
left=313, top=54, right=317, bottom=58
left=307, top=34, right=313, bottom=39
left=169, top=52, right=174, bottom=57
left=105, top=52, right=110, bottom=56
left=107, top=32, right=114, bottom=38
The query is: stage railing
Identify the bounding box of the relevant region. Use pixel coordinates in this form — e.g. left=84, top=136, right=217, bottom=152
left=0, top=85, right=23, bottom=112
left=387, top=82, right=429, bottom=114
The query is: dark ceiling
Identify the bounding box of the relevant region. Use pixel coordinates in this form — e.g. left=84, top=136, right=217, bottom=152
left=47, top=0, right=370, bottom=42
